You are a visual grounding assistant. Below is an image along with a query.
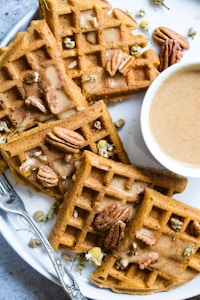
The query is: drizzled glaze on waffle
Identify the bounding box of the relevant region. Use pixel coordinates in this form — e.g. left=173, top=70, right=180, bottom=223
left=91, top=188, right=200, bottom=294
left=39, top=0, right=160, bottom=102
left=0, top=19, right=88, bottom=143
left=48, top=151, right=187, bottom=252
left=0, top=101, right=129, bottom=200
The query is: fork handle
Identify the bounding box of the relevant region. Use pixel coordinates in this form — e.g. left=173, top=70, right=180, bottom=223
left=22, top=213, right=87, bottom=300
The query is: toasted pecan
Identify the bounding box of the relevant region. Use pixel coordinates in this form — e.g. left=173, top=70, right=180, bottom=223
left=153, top=26, right=190, bottom=50
left=93, top=202, right=130, bottom=231
left=46, top=127, right=85, bottom=153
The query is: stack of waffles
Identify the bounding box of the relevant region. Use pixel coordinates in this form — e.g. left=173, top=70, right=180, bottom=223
left=1, top=0, right=199, bottom=296
left=47, top=151, right=200, bottom=294
left=48, top=150, right=188, bottom=252
left=91, top=187, right=200, bottom=294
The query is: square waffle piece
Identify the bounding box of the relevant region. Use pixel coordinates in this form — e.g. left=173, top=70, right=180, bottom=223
left=0, top=18, right=88, bottom=172
left=0, top=100, right=129, bottom=200
left=91, top=188, right=200, bottom=294
left=39, top=0, right=160, bottom=102
left=0, top=19, right=88, bottom=144
left=48, top=150, right=187, bottom=252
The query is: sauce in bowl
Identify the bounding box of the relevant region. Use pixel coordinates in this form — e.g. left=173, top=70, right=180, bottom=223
left=141, top=62, right=200, bottom=178
left=149, top=67, right=200, bottom=166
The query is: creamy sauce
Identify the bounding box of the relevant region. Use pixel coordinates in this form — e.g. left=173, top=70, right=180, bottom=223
left=103, top=28, right=120, bottom=42
left=149, top=67, right=200, bottom=165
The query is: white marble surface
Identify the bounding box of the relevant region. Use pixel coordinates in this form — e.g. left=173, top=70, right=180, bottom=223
left=0, top=1, right=200, bottom=300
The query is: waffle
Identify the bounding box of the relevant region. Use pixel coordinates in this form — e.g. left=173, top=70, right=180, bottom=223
left=39, top=0, right=160, bottom=102
left=0, top=19, right=88, bottom=144
left=91, top=187, right=200, bottom=294
left=0, top=100, right=129, bottom=200
left=48, top=150, right=187, bottom=252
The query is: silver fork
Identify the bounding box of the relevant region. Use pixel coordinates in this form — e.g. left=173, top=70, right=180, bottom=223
left=0, top=173, right=87, bottom=300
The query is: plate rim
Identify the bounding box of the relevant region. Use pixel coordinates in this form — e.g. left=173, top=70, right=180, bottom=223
left=0, top=2, right=200, bottom=300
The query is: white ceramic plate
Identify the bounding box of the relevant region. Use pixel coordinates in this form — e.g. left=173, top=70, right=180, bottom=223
left=1, top=1, right=200, bottom=299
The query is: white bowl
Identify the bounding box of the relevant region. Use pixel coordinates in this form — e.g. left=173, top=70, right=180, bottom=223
left=140, top=61, right=200, bottom=178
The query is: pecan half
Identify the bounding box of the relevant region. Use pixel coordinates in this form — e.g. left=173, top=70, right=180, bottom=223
left=46, top=127, right=85, bottom=153
left=93, top=202, right=130, bottom=231
left=189, top=221, right=200, bottom=237
left=158, top=39, right=183, bottom=72
left=136, top=228, right=156, bottom=246
left=153, top=27, right=190, bottom=50
left=118, top=55, right=135, bottom=76
left=104, top=220, right=126, bottom=250
left=37, top=165, right=59, bottom=187
left=139, top=252, right=159, bottom=270
left=153, top=26, right=189, bottom=72
left=106, top=49, right=128, bottom=76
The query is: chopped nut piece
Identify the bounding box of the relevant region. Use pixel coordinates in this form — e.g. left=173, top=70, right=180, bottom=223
left=183, top=245, right=196, bottom=257
left=88, top=16, right=98, bottom=28
left=170, top=217, right=183, bottom=231
left=0, top=121, right=10, bottom=133
left=46, top=202, right=58, bottom=221
left=29, top=238, right=41, bottom=248
left=76, top=261, right=85, bottom=273
left=188, top=27, right=197, bottom=40
left=68, top=60, right=77, bottom=69
left=0, top=136, right=6, bottom=144
left=61, top=253, right=72, bottom=262
left=139, top=252, right=159, bottom=269
left=97, top=139, right=114, bottom=158
left=19, top=157, right=36, bottom=175
left=114, top=119, right=125, bottom=129
left=25, top=95, right=47, bottom=113
left=23, top=71, right=39, bottom=84
left=85, top=247, right=104, bottom=266
left=116, top=258, right=129, bottom=269
left=136, top=9, right=145, bottom=17
left=93, top=120, right=103, bottom=131
left=129, top=242, right=139, bottom=256
left=130, top=43, right=142, bottom=57
left=73, top=209, right=78, bottom=218
left=81, top=74, right=97, bottom=82
left=33, top=210, right=46, bottom=222
left=63, top=37, right=76, bottom=49
left=136, top=228, right=156, bottom=246
left=37, top=165, right=59, bottom=187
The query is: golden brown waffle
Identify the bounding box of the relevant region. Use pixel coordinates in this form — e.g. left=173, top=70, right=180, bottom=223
left=0, top=100, right=129, bottom=200
left=48, top=150, right=187, bottom=252
left=39, top=0, right=160, bottom=102
left=0, top=19, right=88, bottom=145
left=91, top=187, right=200, bottom=294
